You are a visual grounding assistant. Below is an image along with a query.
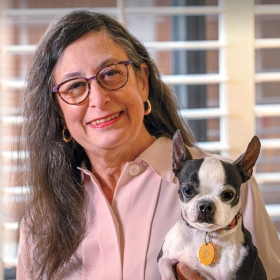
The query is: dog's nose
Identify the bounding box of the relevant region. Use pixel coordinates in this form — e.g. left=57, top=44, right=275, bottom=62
left=198, top=201, right=216, bottom=215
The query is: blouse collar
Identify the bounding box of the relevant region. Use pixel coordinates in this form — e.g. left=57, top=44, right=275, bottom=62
left=78, top=136, right=207, bottom=184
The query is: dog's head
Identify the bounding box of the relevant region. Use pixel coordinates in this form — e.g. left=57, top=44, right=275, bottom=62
left=172, top=130, right=261, bottom=232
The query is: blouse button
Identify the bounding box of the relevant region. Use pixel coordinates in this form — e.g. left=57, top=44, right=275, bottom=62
left=142, top=161, right=149, bottom=167
left=129, top=164, right=140, bottom=176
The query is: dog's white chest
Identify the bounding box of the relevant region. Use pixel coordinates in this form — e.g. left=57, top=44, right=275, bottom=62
left=160, top=219, right=247, bottom=280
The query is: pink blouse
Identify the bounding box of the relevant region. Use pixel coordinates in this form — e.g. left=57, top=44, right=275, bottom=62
left=17, top=137, right=280, bottom=279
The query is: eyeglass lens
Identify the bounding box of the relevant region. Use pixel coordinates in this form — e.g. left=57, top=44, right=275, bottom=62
left=58, top=62, right=130, bottom=105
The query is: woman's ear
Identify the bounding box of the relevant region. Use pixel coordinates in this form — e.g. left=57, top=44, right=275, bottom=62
left=57, top=106, right=67, bottom=128
left=137, top=63, right=149, bottom=100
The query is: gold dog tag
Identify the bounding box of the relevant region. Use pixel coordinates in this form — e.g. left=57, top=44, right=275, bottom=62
left=199, top=242, right=216, bottom=266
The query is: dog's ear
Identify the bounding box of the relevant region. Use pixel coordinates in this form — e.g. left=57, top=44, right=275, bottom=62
left=233, top=136, right=261, bottom=183
left=172, top=129, right=193, bottom=173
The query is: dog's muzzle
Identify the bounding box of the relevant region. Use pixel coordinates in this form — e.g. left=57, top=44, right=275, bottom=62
left=197, top=201, right=216, bottom=223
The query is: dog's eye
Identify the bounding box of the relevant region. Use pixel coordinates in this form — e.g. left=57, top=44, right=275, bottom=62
left=221, top=191, right=234, bottom=201
left=183, top=187, right=194, bottom=196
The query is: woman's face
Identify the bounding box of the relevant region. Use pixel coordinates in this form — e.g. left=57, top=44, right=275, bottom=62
left=52, top=32, right=150, bottom=155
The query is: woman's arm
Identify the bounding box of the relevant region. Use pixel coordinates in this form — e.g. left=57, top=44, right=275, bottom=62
left=16, top=228, right=30, bottom=280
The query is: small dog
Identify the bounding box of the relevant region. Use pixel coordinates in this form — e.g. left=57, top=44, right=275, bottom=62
left=157, top=130, right=267, bottom=280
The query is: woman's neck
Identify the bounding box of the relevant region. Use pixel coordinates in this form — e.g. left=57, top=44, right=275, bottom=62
left=86, top=132, right=155, bottom=203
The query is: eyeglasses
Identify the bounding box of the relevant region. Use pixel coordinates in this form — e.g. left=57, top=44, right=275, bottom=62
left=52, top=60, right=134, bottom=105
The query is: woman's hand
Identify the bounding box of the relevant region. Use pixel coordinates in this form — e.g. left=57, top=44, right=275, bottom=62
left=176, top=263, right=205, bottom=280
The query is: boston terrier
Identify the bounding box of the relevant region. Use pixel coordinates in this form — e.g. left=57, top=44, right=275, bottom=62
left=157, top=130, right=267, bottom=280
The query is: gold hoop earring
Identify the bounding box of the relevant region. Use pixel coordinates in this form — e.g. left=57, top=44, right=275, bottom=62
left=144, top=99, right=152, bottom=115
left=62, top=127, right=73, bottom=143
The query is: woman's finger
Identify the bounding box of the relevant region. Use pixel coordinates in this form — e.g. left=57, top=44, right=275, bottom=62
left=176, top=262, right=205, bottom=280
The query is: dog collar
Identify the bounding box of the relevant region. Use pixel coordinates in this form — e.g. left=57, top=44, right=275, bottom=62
left=223, top=211, right=242, bottom=230
left=182, top=210, right=242, bottom=232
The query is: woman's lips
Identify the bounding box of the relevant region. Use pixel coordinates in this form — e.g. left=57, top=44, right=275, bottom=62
left=87, top=112, right=121, bottom=127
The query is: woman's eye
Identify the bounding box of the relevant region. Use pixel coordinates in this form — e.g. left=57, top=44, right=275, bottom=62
left=221, top=191, right=234, bottom=201
left=101, top=69, right=121, bottom=80
left=105, top=70, right=119, bottom=77
left=67, top=81, right=86, bottom=91
left=65, top=81, right=87, bottom=96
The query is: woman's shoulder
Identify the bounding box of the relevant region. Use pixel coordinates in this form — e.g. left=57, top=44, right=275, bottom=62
left=188, top=146, right=233, bottom=163
left=153, top=137, right=233, bottom=163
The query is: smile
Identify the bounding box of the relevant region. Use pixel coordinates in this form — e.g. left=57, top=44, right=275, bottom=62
left=89, top=112, right=121, bottom=125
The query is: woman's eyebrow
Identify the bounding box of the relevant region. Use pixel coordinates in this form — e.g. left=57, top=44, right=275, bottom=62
left=99, top=58, right=123, bottom=68
left=60, top=57, right=125, bottom=81
left=62, top=71, right=84, bottom=80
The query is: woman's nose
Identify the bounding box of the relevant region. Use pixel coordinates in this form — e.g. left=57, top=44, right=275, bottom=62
left=87, top=80, right=110, bottom=108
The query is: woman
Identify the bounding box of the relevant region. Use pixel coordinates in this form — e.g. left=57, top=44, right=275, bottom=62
left=17, top=10, right=280, bottom=280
